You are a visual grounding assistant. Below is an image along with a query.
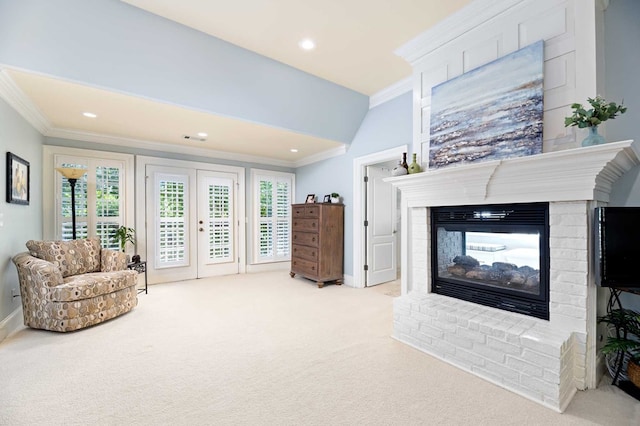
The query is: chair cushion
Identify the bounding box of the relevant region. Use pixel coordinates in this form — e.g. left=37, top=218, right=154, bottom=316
left=49, top=270, right=138, bottom=302
left=26, top=238, right=102, bottom=278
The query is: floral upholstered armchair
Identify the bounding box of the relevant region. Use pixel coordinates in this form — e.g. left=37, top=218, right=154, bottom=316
left=12, top=237, right=138, bottom=332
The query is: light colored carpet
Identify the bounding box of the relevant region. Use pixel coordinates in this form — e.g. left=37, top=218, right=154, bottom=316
left=1, top=272, right=639, bottom=425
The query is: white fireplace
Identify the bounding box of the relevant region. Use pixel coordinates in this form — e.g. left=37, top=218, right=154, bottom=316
left=386, top=140, right=639, bottom=412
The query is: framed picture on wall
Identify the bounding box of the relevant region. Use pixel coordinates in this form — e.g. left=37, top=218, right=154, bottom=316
left=6, top=152, right=30, bottom=205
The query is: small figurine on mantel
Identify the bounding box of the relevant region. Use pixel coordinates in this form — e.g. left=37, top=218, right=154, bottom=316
left=408, top=153, right=421, bottom=174
left=392, top=159, right=407, bottom=176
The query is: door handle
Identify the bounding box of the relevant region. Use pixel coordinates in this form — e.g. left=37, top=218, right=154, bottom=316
left=199, top=220, right=204, bottom=224
left=199, top=227, right=204, bottom=232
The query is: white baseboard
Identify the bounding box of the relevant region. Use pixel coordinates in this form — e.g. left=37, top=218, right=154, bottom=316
left=0, top=307, right=24, bottom=344
left=246, top=262, right=290, bottom=274
left=342, top=274, right=357, bottom=288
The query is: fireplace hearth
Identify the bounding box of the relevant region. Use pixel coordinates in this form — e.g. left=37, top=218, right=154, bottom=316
left=431, top=203, right=549, bottom=319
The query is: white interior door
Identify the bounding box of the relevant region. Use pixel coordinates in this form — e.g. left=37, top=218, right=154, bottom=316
left=197, top=170, right=239, bottom=277
left=366, top=165, right=397, bottom=286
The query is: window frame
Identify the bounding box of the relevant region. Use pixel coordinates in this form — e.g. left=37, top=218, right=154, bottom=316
left=250, top=169, right=295, bottom=264
left=43, top=146, right=135, bottom=247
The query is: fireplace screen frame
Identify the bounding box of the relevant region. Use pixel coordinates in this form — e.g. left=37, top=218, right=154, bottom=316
left=430, top=202, right=549, bottom=320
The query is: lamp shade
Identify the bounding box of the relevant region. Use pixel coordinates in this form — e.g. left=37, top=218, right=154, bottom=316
left=56, top=167, right=87, bottom=179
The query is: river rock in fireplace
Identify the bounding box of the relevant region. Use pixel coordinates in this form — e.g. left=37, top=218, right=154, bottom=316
left=447, top=255, right=539, bottom=291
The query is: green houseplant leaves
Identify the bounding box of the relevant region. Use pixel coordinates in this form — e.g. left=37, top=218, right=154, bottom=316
left=564, top=96, right=627, bottom=128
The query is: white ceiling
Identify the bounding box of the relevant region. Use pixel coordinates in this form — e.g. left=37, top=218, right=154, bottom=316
left=2, top=0, right=472, bottom=166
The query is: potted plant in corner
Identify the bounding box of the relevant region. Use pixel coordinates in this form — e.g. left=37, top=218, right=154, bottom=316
left=564, top=96, right=627, bottom=147
left=598, top=308, right=640, bottom=388
left=330, top=193, right=340, bottom=204
left=113, top=226, right=136, bottom=261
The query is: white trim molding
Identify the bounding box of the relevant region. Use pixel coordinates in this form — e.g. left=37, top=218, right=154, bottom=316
left=47, top=127, right=297, bottom=168
left=0, top=68, right=50, bottom=133
left=352, top=145, right=409, bottom=289
left=369, top=77, right=412, bottom=109
left=0, top=307, right=24, bottom=344
left=293, top=144, right=348, bottom=168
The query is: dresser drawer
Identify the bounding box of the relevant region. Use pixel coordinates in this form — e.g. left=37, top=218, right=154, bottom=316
left=292, top=205, right=306, bottom=217
left=291, top=257, right=318, bottom=276
left=292, top=232, right=319, bottom=247
left=292, top=205, right=320, bottom=218
left=292, top=244, right=318, bottom=262
left=292, top=218, right=319, bottom=232
left=304, top=205, right=319, bottom=218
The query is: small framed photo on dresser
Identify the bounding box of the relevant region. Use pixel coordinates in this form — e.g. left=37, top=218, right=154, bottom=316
left=305, top=194, right=315, bottom=204
left=323, top=195, right=331, bottom=203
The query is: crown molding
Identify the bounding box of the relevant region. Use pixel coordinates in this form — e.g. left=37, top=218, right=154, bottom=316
left=45, top=127, right=300, bottom=168
left=0, top=68, right=51, bottom=133
left=369, top=77, right=412, bottom=109
left=395, top=0, right=525, bottom=65
left=294, top=144, right=348, bottom=168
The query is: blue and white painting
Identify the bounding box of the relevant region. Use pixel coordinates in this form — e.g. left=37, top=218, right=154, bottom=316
left=429, top=40, right=544, bottom=169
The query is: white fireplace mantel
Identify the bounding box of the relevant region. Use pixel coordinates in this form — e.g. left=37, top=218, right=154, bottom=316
left=386, top=139, right=639, bottom=411
left=386, top=140, right=639, bottom=208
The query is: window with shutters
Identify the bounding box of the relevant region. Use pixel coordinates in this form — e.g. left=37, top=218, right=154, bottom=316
left=55, top=157, right=129, bottom=249
left=252, top=169, right=294, bottom=263
left=157, top=177, right=187, bottom=265
left=208, top=178, right=233, bottom=261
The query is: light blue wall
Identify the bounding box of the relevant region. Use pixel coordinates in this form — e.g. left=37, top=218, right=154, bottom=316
left=0, top=97, right=43, bottom=326
left=296, top=91, right=413, bottom=276
left=607, top=0, right=640, bottom=207
left=604, top=0, right=640, bottom=309
left=0, top=0, right=368, bottom=144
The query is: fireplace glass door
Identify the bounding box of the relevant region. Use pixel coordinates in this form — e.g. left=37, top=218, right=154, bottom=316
left=431, top=203, right=549, bottom=319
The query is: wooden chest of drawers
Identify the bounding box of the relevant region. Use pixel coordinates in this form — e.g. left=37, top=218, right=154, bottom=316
left=290, top=203, right=344, bottom=288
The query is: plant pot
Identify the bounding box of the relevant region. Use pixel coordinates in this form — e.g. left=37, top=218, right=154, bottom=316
left=627, top=359, right=640, bottom=388
left=581, top=126, right=606, bottom=147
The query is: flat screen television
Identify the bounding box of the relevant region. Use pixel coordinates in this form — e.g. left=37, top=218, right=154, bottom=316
left=594, top=207, right=640, bottom=288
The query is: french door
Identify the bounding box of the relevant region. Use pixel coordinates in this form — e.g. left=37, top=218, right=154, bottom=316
left=146, top=165, right=239, bottom=283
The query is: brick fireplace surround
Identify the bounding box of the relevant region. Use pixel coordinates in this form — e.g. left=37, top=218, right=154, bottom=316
left=387, top=140, right=639, bottom=412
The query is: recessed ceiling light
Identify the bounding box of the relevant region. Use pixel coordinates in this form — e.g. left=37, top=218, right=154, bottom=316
left=298, top=38, right=315, bottom=51
left=197, top=132, right=208, bottom=137
left=82, top=112, right=97, bottom=118
left=290, top=149, right=299, bottom=153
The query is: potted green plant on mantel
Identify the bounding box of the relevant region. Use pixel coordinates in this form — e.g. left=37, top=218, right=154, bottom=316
left=330, top=193, right=340, bottom=204
left=564, top=96, right=627, bottom=147
left=598, top=308, right=640, bottom=388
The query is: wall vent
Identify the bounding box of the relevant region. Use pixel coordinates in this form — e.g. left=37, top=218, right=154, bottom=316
left=182, top=135, right=207, bottom=142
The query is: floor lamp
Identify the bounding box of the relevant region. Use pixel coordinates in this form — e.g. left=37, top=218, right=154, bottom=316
left=56, top=167, right=87, bottom=240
